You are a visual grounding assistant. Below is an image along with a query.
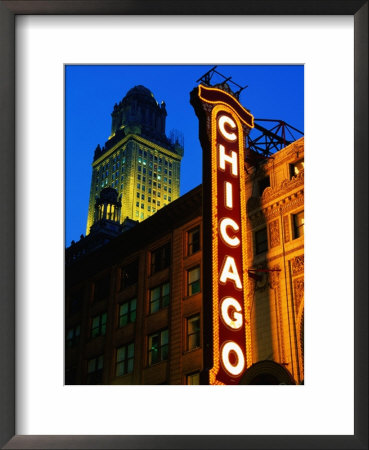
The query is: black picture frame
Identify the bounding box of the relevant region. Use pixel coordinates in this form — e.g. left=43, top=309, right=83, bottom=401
left=0, top=1, right=367, bottom=449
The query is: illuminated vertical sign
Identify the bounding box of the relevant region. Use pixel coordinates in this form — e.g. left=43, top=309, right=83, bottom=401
left=191, top=85, right=254, bottom=385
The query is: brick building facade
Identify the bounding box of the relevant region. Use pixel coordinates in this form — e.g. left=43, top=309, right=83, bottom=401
left=66, top=137, right=304, bottom=385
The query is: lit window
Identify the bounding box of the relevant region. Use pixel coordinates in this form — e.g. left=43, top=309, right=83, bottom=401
left=187, top=226, right=200, bottom=256
left=150, top=243, right=171, bottom=275
left=116, top=343, right=134, bottom=377
left=293, top=211, right=304, bottom=238
left=118, top=298, right=137, bottom=327
left=140, top=212, right=144, bottom=219
left=90, top=313, right=107, bottom=338
left=290, top=159, right=304, bottom=178
left=148, top=329, right=169, bottom=365
left=66, top=325, right=80, bottom=348
left=187, top=372, right=200, bottom=385
left=149, top=282, right=170, bottom=314
left=135, top=211, right=139, bottom=217
left=152, top=207, right=156, bottom=212
left=87, top=355, right=104, bottom=384
left=187, top=314, right=200, bottom=350
left=187, top=266, right=200, bottom=296
left=255, top=227, right=268, bottom=254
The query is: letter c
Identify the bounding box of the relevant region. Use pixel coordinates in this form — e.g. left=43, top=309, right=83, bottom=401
left=218, top=115, right=237, bottom=141
left=219, top=217, right=240, bottom=247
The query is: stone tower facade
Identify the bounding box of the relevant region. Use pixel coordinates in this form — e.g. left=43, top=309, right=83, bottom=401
left=86, top=85, right=184, bottom=235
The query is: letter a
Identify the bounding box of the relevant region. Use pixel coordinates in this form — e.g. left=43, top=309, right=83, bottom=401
left=219, top=256, right=242, bottom=289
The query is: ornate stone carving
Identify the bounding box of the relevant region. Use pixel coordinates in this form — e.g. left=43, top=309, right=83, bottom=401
left=269, top=219, right=280, bottom=248
left=269, top=264, right=281, bottom=289
left=260, top=170, right=304, bottom=205
left=291, top=255, right=304, bottom=275
left=293, top=277, right=304, bottom=311
left=283, top=215, right=290, bottom=242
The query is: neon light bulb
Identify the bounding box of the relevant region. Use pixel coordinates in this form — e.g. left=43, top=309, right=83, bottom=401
left=218, top=115, right=237, bottom=141
left=225, top=181, right=233, bottom=208
left=219, top=256, right=242, bottom=289
left=220, top=297, right=243, bottom=329
left=219, top=217, right=240, bottom=247
left=221, top=342, right=245, bottom=376
left=219, top=145, right=238, bottom=176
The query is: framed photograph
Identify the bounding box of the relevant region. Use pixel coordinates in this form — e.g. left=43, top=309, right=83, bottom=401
left=0, top=1, right=367, bottom=449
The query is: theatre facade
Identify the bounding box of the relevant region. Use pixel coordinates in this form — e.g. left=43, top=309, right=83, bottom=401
left=65, top=133, right=304, bottom=385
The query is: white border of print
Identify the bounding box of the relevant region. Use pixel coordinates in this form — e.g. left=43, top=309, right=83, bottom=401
left=16, top=15, right=354, bottom=435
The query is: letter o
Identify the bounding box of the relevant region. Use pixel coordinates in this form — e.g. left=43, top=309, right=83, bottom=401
left=221, top=342, right=245, bottom=376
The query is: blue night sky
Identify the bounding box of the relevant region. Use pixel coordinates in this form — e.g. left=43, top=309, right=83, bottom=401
left=65, top=65, right=304, bottom=245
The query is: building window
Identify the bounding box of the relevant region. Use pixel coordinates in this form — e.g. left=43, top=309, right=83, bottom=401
left=148, top=329, right=169, bottom=366
left=149, top=282, right=170, bottom=314
left=93, top=275, right=110, bottom=302
left=65, top=367, right=77, bottom=385
left=258, top=176, right=270, bottom=195
left=293, top=211, right=304, bottom=238
left=91, top=313, right=107, bottom=338
left=116, top=343, right=134, bottom=377
left=187, top=371, right=200, bottom=385
left=255, top=227, right=268, bottom=254
left=87, top=355, right=104, bottom=384
left=187, top=266, right=201, bottom=296
left=187, top=226, right=200, bottom=256
left=290, top=159, right=304, bottom=178
left=69, top=288, right=83, bottom=314
left=118, top=298, right=136, bottom=327
left=120, top=260, right=138, bottom=290
left=187, top=314, right=200, bottom=350
left=66, top=325, right=80, bottom=348
left=150, top=242, right=171, bottom=275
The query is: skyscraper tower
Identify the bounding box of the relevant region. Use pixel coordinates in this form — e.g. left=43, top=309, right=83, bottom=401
left=86, top=85, right=184, bottom=235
